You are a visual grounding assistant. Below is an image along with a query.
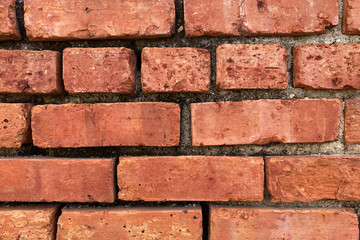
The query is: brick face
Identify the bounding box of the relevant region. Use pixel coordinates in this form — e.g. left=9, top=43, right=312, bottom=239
left=117, top=156, right=264, bottom=201
left=0, top=103, right=32, bottom=148
left=0, top=158, right=115, bottom=202
left=57, top=207, right=202, bottom=239
left=345, top=100, right=360, bottom=144
left=294, top=44, right=360, bottom=89
left=0, top=0, right=20, bottom=40
left=216, top=44, right=288, bottom=90
left=184, top=0, right=338, bottom=37
left=343, top=0, right=360, bottom=34
left=31, top=103, right=180, bottom=148
left=24, top=0, right=175, bottom=41
left=141, top=48, right=211, bottom=93
left=191, top=99, right=341, bottom=146
left=0, top=206, right=59, bottom=240
left=266, top=156, right=360, bottom=202
left=210, top=207, right=359, bottom=240
left=0, top=50, right=63, bottom=94
left=63, top=48, right=136, bottom=94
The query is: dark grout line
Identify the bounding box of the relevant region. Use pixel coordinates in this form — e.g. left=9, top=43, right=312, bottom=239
left=201, top=202, right=210, bottom=240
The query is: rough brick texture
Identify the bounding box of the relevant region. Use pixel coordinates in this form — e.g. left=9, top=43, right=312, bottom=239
left=63, top=48, right=136, bottom=94
left=0, top=205, right=59, bottom=239
left=0, top=103, right=32, bottom=148
left=32, top=103, right=180, bottom=148
left=191, top=99, right=341, bottom=146
left=184, top=0, right=338, bottom=37
left=24, top=0, right=175, bottom=41
left=210, top=207, right=359, bottom=240
left=217, top=44, right=288, bottom=90
left=0, top=158, right=115, bottom=202
left=0, top=0, right=20, bottom=40
left=266, top=155, right=360, bottom=202
left=343, top=0, right=360, bottom=34
left=57, top=207, right=202, bottom=239
left=294, top=44, right=360, bottom=89
left=0, top=50, right=62, bottom=94
left=345, top=100, right=360, bottom=144
left=141, top=48, right=211, bottom=93
left=117, top=156, right=264, bottom=201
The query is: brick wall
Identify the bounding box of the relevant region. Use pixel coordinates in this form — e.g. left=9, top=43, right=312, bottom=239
left=0, top=0, right=360, bottom=239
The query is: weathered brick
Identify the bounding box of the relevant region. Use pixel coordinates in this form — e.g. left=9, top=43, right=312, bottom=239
left=0, top=205, right=59, bottom=239
left=0, top=103, right=32, bottom=148
left=63, top=48, right=136, bottom=94
left=141, top=48, right=210, bottom=93
left=345, top=100, right=360, bottom=144
left=32, top=103, right=180, bottom=148
left=0, top=158, right=115, bottom=202
left=0, top=0, right=20, bottom=40
left=217, top=44, right=288, bottom=90
left=191, top=99, right=341, bottom=146
left=343, top=0, right=360, bottom=34
left=210, top=207, right=359, bottom=240
left=57, top=207, right=202, bottom=239
left=266, top=155, right=360, bottom=202
left=184, top=0, right=338, bottom=37
left=0, top=50, right=62, bottom=94
left=294, top=44, right=360, bottom=89
left=118, top=156, right=264, bottom=201
left=24, top=0, right=175, bottom=41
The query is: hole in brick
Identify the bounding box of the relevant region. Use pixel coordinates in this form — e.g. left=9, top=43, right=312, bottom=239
left=3, top=119, right=9, bottom=123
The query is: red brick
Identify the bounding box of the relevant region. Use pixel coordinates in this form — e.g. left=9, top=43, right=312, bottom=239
left=191, top=99, right=341, bottom=146
left=266, top=155, right=360, bottom=202
left=32, top=103, right=180, bottom=148
left=0, top=103, right=32, bottom=148
left=345, top=100, right=360, bottom=144
left=57, top=207, right=202, bottom=239
left=343, top=0, right=360, bottom=34
left=0, top=158, right=115, bottom=202
left=210, top=207, right=359, bottom=240
left=0, top=0, right=20, bottom=40
left=0, top=205, right=59, bottom=239
left=24, top=0, right=175, bottom=41
left=0, top=50, right=62, bottom=94
left=118, top=156, right=264, bottom=201
left=294, top=44, right=360, bottom=89
left=141, top=48, right=210, bottom=93
left=217, top=44, right=288, bottom=90
left=184, top=0, right=338, bottom=37
left=63, top=48, right=136, bottom=94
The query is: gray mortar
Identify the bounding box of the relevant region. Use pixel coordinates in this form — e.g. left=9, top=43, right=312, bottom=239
left=0, top=0, right=360, bottom=239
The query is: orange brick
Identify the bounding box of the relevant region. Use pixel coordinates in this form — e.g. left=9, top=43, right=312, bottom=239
left=267, top=155, right=360, bottom=202
left=32, top=103, right=180, bottom=148
left=343, top=0, right=360, bottom=34
left=118, top=156, right=264, bottom=201
left=0, top=158, right=115, bottom=202
left=345, top=100, right=360, bottom=144
left=0, top=50, right=62, bottom=94
left=184, top=0, right=338, bottom=37
left=63, top=48, right=136, bottom=94
left=141, top=48, right=210, bottom=93
left=191, top=99, right=341, bottom=146
left=0, top=103, right=32, bottom=148
left=0, top=0, right=20, bottom=40
left=210, top=207, right=359, bottom=240
left=24, top=0, right=175, bottom=41
left=217, top=44, right=288, bottom=90
left=0, top=205, right=59, bottom=239
left=294, top=44, right=360, bottom=89
left=57, top=207, right=202, bottom=239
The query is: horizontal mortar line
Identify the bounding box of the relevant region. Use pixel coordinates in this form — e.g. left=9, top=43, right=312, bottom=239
left=1, top=200, right=360, bottom=208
